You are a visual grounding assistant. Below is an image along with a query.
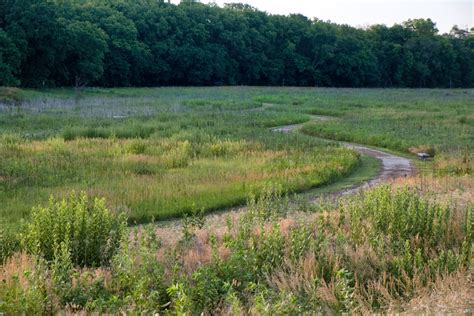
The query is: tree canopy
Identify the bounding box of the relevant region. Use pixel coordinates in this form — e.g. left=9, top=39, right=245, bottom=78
left=1, top=0, right=473, bottom=88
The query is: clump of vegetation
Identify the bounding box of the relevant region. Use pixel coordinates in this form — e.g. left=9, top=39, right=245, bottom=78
left=3, top=182, right=470, bottom=314
left=21, top=192, right=127, bottom=267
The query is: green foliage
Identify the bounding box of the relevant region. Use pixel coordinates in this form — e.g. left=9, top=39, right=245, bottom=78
left=0, top=229, right=20, bottom=263
left=0, top=28, right=21, bottom=86
left=61, top=20, right=108, bottom=87
left=0, top=1, right=472, bottom=87
left=1, top=183, right=472, bottom=313
left=333, top=268, right=354, bottom=311
left=107, top=226, right=168, bottom=313
left=181, top=207, right=205, bottom=246
left=338, top=185, right=471, bottom=302
left=21, top=192, right=127, bottom=267
left=51, top=242, right=73, bottom=305
left=344, top=185, right=453, bottom=247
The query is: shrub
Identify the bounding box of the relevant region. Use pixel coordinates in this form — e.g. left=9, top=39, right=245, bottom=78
left=161, top=140, right=192, bottom=168
left=109, top=226, right=168, bottom=313
left=21, top=192, right=127, bottom=267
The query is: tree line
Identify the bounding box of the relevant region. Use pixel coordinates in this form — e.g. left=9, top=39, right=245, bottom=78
left=1, top=0, right=473, bottom=88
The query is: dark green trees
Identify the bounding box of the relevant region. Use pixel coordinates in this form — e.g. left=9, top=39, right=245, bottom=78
left=0, top=28, right=21, bottom=86
left=0, top=0, right=472, bottom=88
left=62, top=21, right=107, bottom=88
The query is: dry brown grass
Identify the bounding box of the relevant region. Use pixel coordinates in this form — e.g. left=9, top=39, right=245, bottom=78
left=394, top=174, right=473, bottom=196
left=268, top=254, right=318, bottom=295
left=393, top=269, right=474, bottom=315
left=433, top=152, right=473, bottom=176
left=0, top=252, right=37, bottom=289
left=182, top=240, right=213, bottom=273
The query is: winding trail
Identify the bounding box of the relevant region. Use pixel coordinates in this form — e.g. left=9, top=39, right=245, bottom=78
left=155, top=103, right=414, bottom=232
left=268, top=105, right=414, bottom=196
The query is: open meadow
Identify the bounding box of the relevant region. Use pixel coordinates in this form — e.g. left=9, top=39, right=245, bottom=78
left=0, top=87, right=364, bottom=231
left=0, top=87, right=473, bottom=314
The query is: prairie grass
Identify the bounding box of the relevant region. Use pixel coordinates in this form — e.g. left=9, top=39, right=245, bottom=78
left=292, top=88, right=473, bottom=175
left=1, top=177, right=471, bottom=314
left=1, top=87, right=472, bottom=230
left=1, top=87, right=472, bottom=314
left=0, top=135, right=357, bottom=230
left=0, top=90, right=358, bottom=231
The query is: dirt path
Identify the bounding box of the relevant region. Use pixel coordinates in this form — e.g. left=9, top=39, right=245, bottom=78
left=153, top=103, right=414, bottom=234
left=269, top=111, right=414, bottom=197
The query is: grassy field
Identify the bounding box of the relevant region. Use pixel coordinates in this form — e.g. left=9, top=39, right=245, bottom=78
left=0, top=87, right=360, bottom=231
left=0, top=87, right=473, bottom=314
left=1, top=87, right=472, bottom=232
left=292, top=89, right=473, bottom=174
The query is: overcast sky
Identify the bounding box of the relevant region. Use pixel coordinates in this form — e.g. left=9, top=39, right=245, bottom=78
left=170, top=0, right=473, bottom=34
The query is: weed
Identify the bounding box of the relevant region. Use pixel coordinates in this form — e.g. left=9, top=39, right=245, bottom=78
left=21, top=192, right=127, bottom=267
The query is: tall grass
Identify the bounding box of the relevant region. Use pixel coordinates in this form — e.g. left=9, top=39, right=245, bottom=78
left=8, top=136, right=356, bottom=225
left=0, top=113, right=358, bottom=231
left=2, top=87, right=472, bottom=230
left=1, top=181, right=471, bottom=314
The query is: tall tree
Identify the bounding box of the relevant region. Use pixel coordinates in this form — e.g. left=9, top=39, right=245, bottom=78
left=61, top=20, right=108, bottom=89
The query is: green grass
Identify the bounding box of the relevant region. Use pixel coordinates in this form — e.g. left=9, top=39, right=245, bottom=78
left=300, top=155, right=381, bottom=197
left=292, top=89, right=473, bottom=175
left=1, top=87, right=472, bottom=314
left=0, top=87, right=361, bottom=231
left=1, top=87, right=472, bottom=232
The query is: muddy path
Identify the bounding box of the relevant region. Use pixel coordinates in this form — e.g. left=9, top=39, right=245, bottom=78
left=153, top=103, right=415, bottom=233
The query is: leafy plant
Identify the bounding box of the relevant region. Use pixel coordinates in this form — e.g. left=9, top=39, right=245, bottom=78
left=21, top=192, right=127, bottom=267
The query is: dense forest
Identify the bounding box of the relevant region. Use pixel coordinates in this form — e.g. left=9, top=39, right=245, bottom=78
left=1, top=0, right=473, bottom=88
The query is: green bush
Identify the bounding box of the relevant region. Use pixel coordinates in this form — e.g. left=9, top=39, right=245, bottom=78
left=21, top=192, right=127, bottom=267
left=108, top=226, right=168, bottom=313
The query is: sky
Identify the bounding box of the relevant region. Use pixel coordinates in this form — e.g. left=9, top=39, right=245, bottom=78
left=170, top=0, right=473, bottom=34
